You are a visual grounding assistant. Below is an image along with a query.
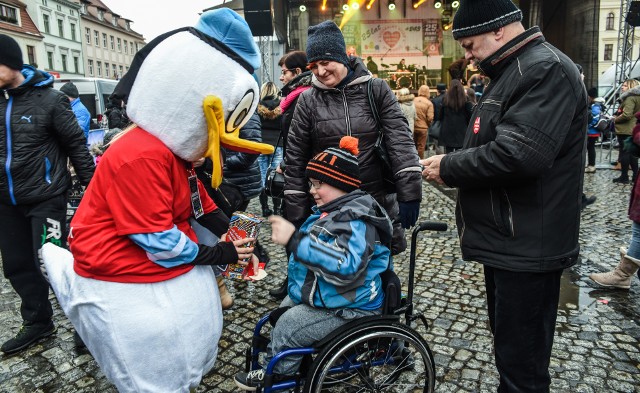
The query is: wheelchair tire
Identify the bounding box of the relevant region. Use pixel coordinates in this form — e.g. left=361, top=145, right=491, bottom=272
left=303, top=321, right=435, bottom=392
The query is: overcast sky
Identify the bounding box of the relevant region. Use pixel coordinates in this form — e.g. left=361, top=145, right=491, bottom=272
left=103, top=0, right=226, bottom=41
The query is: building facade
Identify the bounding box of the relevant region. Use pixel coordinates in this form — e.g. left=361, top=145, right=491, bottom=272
left=77, top=0, right=145, bottom=79
left=598, top=0, right=640, bottom=79
left=0, top=0, right=45, bottom=68
left=21, top=0, right=84, bottom=78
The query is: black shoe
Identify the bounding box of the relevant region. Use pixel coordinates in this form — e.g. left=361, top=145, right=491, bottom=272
left=1, top=321, right=56, bottom=354
left=581, top=195, right=597, bottom=211
left=234, top=368, right=287, bottom=391
left=73, top=331, right=86, bottom=348
left=261, top=207, right=273, bottom=217
left=613, top=176, right=629, bottom=184
left=268, top=276, right=288, bottom=300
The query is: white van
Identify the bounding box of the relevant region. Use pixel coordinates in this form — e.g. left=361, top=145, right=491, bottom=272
left=598, top=62, right=640, bottom=101
left=53, top=77, right=118, bottom=123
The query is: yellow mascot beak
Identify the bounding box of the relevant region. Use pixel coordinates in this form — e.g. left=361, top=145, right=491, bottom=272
left=203, top=95, right=274, bottom=188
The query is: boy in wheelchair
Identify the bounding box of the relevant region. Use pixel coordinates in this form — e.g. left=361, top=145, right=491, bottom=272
left=234, top=136, right=394, bottom=390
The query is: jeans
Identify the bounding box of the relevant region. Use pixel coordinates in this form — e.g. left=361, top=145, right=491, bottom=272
left=484, top=265, right=562, bottom=393
left=258, top=147, right=283, bottom=184
left=626, top=221, right=640, bottom=260
left=0, top=194, right=67, bottom=323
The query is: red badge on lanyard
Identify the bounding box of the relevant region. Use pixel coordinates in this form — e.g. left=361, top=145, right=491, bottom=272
left=473, top=117, right=481, bottom=134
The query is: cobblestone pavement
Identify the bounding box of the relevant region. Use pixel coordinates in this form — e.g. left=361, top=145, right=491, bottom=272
left=1, top=166, right=639, bottom=393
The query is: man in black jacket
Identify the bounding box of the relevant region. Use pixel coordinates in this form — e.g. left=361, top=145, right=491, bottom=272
left=0, top=35, right=95, bottom=354
left=421, top=1, right=587, bottom=391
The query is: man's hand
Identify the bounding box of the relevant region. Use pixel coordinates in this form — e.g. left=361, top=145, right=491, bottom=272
left=269, top=215, right=295, bottom=245
left=420, top=155, right=445, bottom=184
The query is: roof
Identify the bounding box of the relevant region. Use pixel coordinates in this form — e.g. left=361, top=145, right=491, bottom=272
left=0, top=0, right=43, bottom=39
left=81, top=0, right=144, bottom=40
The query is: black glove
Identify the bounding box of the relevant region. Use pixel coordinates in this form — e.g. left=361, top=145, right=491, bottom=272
left=398, top=200, right=420, bottom=229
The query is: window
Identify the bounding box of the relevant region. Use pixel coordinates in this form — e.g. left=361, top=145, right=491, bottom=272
left=43, top=14, right=50, bottom=34
left=606, top=12, right=615, bottom=30
left=110, top=35, right=115, bottom=50
left=604, top=44, right=613, bottom=60
left=27, top=46, right=36, bottom=66
left=98, top=10, right=104, bottom=21
left=97, top=61, right=102, bottom=77
left=105, top=62, right=110, bottom=77
left=61, top=54, right=67, bottom=72
left=117, top=38, right=122, bottom=52
left=0, top=4, right=18, bottom=24
left=112, top=64, right=117, bottom=78
left=102, top=33, right=107, bottom=48
left=56, top=5, right=61, bottom=11
left=70, top=23, right=76, bottom=41
left=112, top=16, right=118, bottom=26
left=70, top=10, right=74, bottom=16
left=124, top=40, right=128, bottom=54
left=47, top=52, right=53, bottom=70
left=73, top=56, right=79, bottom=73
left=119, top=65, right=123, bottom=76
left=42, top=0, right=47, bottom=5
left=58, top=19, right=64, bottom=37
left=80, top=4, right=86, bottom=14
left=88, top=59, right=94, bottom=76
left=85, top=27, right=90, bottom=44
left=94, top=30, right=99, bottom=46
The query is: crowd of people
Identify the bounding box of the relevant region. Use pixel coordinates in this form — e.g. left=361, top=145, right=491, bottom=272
left=0, top=0, right=638, bottom=392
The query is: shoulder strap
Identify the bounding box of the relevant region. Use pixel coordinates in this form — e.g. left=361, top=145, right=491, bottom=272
left=367, top=79, right=382, bottom=131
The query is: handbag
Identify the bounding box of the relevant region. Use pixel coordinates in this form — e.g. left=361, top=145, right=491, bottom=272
left=264, top=132, right=285, bottom=198
left=428, top=104, right=443, bottom=139
left=368, top=79, right=396, bottom=193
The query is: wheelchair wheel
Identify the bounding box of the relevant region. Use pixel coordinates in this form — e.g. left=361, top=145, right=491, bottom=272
left=304, top=322, right=435, bottom=392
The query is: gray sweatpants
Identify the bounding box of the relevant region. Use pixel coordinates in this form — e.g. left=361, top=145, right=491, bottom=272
left=267, top=296, right=381, bottom=375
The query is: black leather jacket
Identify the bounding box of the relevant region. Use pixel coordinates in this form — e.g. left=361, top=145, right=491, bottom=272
left=440, top=28, right=588, bottom=272
left=0, top=66, right=94, bottom=205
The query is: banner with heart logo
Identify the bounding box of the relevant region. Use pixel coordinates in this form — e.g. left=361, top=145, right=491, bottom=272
left=360, top=19, right=425, bottom=57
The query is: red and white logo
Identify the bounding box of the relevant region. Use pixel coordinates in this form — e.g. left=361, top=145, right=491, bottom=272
left=473, top=117, right=481, bottom=134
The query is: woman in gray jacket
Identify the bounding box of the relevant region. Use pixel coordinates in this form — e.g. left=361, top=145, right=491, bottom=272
left=284, top=21, right=422, bottom=255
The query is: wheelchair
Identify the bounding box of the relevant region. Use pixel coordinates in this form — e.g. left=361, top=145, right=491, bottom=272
left=243, top=221, right=448, bottom=392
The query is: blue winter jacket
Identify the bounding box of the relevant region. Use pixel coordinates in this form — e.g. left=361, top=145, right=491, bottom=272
left=70, top=98, right=91, bottom=139
left=287, top=190, right=393, bottom=310
left=588, top=99, right=605, bottom=137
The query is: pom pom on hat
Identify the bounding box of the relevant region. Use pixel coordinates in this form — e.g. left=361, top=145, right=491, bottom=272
left=339, top=136, right=359, bottom=156
left=306, top=136, right=361, bottom=192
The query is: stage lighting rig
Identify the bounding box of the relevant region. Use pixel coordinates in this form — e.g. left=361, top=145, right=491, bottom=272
left=366, top=0, right=376, bottom=10
left=299, top=4, right=307, bottom=12
left=434, top=1, right=442, bottom=9
left=351, top=1, right=360, bottom=10
left=388, top=0, right=396, bottom=10
left=413, top=0, right=426, bottom=8
left=452, top=0, right=460, bottom=8
left=342, top=2, right=350, bottom=11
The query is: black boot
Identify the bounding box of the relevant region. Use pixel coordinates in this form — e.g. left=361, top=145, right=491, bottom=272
left=1, top=320, right=56, bottom=354
left=269, top=276, right=288, bottom=300
left=259, top=191, right=272, bottom=217
left=613, top=176, right=629, bottom=184
left=272, top=197, right=283, bottom=216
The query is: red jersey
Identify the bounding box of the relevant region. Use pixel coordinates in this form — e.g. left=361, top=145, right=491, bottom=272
left=69, top=127, right=216, bottom=283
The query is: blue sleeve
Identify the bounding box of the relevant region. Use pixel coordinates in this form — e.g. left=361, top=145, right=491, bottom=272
left=588, top=104, right=601, bottom=128
left=129, top=225, right=199, bottom=268
left=224, top=112, right=262, bottom=170
left=295, top=220, right=372, bottom=286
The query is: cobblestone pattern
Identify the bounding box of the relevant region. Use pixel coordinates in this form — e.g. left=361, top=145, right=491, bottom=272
left=1, top=168, right=639, bottom=392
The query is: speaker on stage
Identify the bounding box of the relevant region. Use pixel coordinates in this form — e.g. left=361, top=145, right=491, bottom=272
left=245, top=0, right=273, bottom=37
left=627, top=1, right=640, bottom=27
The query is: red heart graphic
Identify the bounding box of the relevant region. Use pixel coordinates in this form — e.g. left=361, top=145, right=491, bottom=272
left=383, top=31, right=401, bottom=49
left=227, top=226, right=248, bottom=242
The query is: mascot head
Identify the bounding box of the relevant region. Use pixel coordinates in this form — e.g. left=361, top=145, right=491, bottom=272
left=111, top=8, right=273, bottom=187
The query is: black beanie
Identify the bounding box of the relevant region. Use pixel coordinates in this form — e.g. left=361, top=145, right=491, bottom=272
left=306, top=136, right=360, bottom=192
left=0, top=34, right=23, bottom=71
left=60, top=82, right=79, bottom=98
left=452, top=0, right=523, bottom=40
left=306, top=21, right=349, bottom=66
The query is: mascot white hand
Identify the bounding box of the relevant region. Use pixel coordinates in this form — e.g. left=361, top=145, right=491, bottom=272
left=40, top=8, right=271, bottom=393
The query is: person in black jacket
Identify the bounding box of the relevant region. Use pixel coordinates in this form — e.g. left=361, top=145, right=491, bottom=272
left=422, top=1, right=588, bottom=391
left=105, top=97, right=128, bottom=130
left=0, top=35, right=95, bottom=354
left=257, top=82, right=283, bottom=217
left=439, top=79, right=473, bottom=153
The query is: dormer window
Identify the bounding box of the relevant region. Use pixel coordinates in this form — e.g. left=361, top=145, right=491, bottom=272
left=98, top=10, right=104, bottom=21
left=125, top=21, right=130, bottom=31
left=80, top=4, right=86, bottom=14
left=112, top=16, right=117, bottom=26
left=0, top=4, right=18, bottom=25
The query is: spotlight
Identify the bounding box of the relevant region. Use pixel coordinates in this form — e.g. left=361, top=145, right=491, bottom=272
left=434, top=1, right=442, bottom=9
left=388, top=0, right=396, bottom=10
left=366, top=0, right=376, bottom=9
left=299, top=4, right=307, bottom=12
left=343, top=3, right=350, bottom=11
left=413, top=0, right=426, bottom=8
left=321, top=0, right=327, bottom=11
left=451, top=0, right=460, bottom=8
left=351, top=1, right=359, bottom=10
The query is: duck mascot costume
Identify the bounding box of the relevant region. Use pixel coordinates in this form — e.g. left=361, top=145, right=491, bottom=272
left=40, top=8, right=273, bottom=392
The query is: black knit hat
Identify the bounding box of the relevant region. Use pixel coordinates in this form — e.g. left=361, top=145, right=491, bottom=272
left=452, top=0, right=523, bottom=40
left=60, top=82, right=79, bottom=98
left=306, top=136, right=360, bottom=192
left=0, top=34, right=23, bottom=71
left=306, top=21, right=349, bottom=66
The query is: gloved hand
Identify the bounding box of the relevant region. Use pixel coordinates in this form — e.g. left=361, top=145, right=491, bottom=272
left=398, top=200, right=420, bottom=229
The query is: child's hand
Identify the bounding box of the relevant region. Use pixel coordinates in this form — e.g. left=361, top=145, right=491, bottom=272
left=269, top=216, right=295, bottom=245
left=230, top=237, right=255, bottom=262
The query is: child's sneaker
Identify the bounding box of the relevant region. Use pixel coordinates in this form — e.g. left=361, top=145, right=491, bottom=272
left=234, top=369, right=287, bottom=391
